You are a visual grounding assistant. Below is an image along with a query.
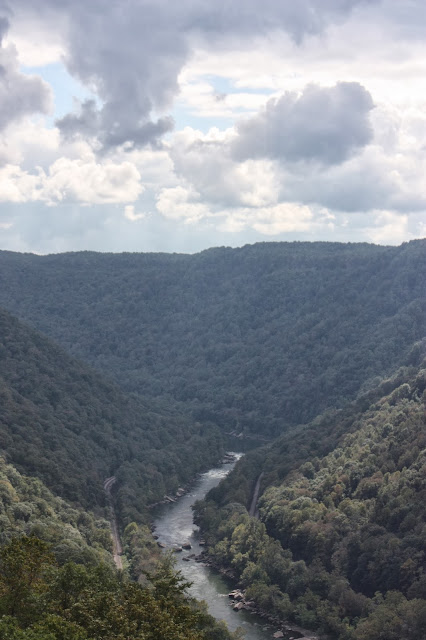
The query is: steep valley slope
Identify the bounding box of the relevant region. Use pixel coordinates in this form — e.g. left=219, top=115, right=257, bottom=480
left=195, top=359, right=426, bottom=639
left=0, top=307, right=224, bottom=525
left=0, top=240, right=424, bottom=437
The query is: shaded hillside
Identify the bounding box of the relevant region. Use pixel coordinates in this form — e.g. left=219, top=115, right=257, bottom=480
left=0, top=308, right=223, bottom=523
left=195, top=359, right=426, bottom=638
left=0, top=240, right=424, bottom=436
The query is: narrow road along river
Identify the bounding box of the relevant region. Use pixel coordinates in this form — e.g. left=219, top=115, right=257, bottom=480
left=153, top=455, right=296, bottom=640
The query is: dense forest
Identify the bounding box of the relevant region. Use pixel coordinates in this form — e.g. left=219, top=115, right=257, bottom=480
left=0, top=308, right=224, bottom=523
left=0, top=536, right=239, bottom=639
left=0, top=455, right=113, bottom=566
left=0, top=240, right=424, bottom=436
left=0, top=240, right=425, bottom=639
left=195, top=359, right=426, bottom=638
left=0, top=308, right=235, bottom=638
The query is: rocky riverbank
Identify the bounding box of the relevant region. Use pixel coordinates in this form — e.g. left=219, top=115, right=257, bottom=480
left=196, top=553, right=320, bottom=640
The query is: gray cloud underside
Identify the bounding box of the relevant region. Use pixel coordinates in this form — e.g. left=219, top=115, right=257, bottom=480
left=0, top=17, right=51, bottom=134
left=232, top=82, right=374, bottom=165
left=55, top=99, right=174, bottom=150
left=7, top=0, right=378, bottom=151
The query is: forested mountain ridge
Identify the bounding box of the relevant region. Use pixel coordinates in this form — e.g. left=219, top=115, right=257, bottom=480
left=0, top=307, right=224, bottom=524
left=195, top=359, right=426, bottom=639
left=0, top=240, right=425, bottom=639
left=0, top=240, right=424, bottom=436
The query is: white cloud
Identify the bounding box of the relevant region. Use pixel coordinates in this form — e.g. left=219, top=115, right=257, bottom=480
left=1, top=0, right=426, bottom=252
left=0, top=118, right=60, bottom=168
left=4, top=4, right=66, bottom=66
left=169, top=126, right=281, bottom=209
left=156, top=186, right=210, bottom=222
left=124, top=205, right=145, bottom=221
left=0, top=165, right=40, bottom=203
left=219, top=202, right=315, bottom=235
left=366, top=211, right=413, bottom=245
left=40, top=156, right=144, bottom=205
left=0, top=156, right=143, bottom=205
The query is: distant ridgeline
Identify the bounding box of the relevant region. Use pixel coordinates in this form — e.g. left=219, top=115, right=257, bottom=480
left=0, top=240, right=424, bottom=437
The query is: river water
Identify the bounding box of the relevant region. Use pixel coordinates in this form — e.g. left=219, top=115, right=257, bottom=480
left=153, top=456, right=297, bottom=640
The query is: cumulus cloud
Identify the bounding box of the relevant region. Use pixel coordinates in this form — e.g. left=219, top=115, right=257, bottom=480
left=0, top=17, right=51, bottom=133
left=156, top=186, right=210, bottom=222
left=56, top=100, right=175, bottom=151
left=232, top=82, right=374, bottom=165
left=0, top=156, right=143, bottom=205
left=169, top=127, right=280, bottom=209
left=0, top=165, right=40, bottom=202
left=0, top=118, right=60, bottom=168
left=40, top=157, right=143, bottom=204
left=163, top=92, right=426, bottom=239
left=167, top=85, right=377, bottom=216
left=154, top=184, right=331, bottom=238
left=1, top=0, right=426, bottom=251
left=250, top=203, right=314, bottom=235
left=6, top=0, right=374, bottom=152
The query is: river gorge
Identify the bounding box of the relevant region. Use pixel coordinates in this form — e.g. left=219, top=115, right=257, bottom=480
left=153, top=455, right=304, bottom=640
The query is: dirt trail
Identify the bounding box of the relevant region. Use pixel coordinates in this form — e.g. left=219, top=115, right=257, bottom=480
left=249, top=471, right=264, bottom=518
left=103, top=476, right=123, bottom=570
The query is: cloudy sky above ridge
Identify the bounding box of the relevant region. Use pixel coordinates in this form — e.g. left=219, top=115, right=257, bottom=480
left=0, top=0, right=426, bottom=253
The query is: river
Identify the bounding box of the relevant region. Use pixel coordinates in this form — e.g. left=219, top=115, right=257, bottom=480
left=153, top=455, right=299, bottom=640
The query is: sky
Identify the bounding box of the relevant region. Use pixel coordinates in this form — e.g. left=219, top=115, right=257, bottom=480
left=1, top=0, right=426, bottom=254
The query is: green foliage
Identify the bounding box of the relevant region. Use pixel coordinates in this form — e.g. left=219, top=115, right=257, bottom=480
left=0, top=241, right=425, bottom=639
left=0, top=457, right=113, bottom=566
left=197, top=363, right=426, bottom=638
left=0, top=536, right=54, bottom=622
left=122, top=522, right=161, bottom=581
left=0, top=241, right=424, bottom=437
left=0, top=308, right=224, bottom=525
left=0, top=536, right=237, bottom=640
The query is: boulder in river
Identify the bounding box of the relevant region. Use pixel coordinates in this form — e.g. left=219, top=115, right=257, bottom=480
left=182, top=542, right=192, bottom=550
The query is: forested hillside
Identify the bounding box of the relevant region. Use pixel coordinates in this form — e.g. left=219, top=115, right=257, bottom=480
left=195, top=359, right=426, bottom=638
left=0, top=308, right=223, bottom=524
left=0, top=308, right=239, bottom=639
left=0, top=535, right=239, bottom=640
left=0, top=456, right=113, bottom=566
left=0, top=240, right=424, bottom=436
left=0, top=240, right=425, bottom=639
